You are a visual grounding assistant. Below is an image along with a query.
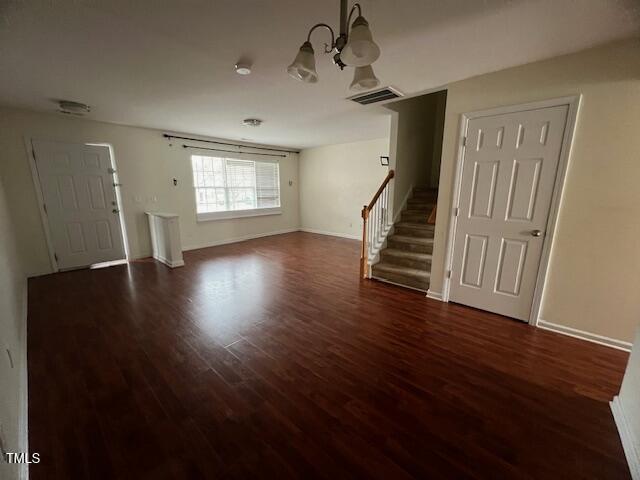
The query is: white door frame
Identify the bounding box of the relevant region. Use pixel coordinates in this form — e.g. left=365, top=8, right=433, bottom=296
left=441, top=96, right=581, bottom=325
left=24, top=137, right=129, bottom=273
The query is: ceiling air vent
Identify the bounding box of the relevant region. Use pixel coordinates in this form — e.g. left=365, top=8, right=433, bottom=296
left=348, top=86, right=403, bottom=105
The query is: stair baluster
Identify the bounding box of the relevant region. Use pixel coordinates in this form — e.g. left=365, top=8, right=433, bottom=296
left=361, top=169, right=395, bottom=279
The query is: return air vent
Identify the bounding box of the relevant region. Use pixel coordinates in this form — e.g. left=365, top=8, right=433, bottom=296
left=348, top=86, right=403, bottom=105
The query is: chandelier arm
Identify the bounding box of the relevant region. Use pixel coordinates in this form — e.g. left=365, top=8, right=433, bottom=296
left=306, top=23, right=336, bottom=53
left=346, top=3, right=362, bottom=30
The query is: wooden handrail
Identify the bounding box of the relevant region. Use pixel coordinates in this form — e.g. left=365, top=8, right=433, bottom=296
left=364, top=170, right=395, bottom=215
left=361, top=169, right=395, bottom=279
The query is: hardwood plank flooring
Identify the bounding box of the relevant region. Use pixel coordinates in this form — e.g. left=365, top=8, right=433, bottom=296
left=28, top=232, right=630, bottom=479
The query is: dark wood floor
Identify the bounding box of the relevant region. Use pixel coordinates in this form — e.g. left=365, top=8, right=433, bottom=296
left=28, top=232, right=630, bottom=479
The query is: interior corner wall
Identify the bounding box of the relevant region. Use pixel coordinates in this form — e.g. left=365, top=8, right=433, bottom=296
left=387, top=90, right=447, bottom=217
left=0, top=174, right=28, bottom=480
left=0, top=108, right=301, bottom=276
left=431, top=38, right=640, bottom=343
left=299, top=137, right=390, bottom=239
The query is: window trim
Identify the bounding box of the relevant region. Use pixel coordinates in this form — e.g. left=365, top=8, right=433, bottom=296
left=196, top=207, right=282, bottom=222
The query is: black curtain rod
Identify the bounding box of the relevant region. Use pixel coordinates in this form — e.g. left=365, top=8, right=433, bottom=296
left=182, top=144, right=286, bottom=158
left=164, top=134, right=299, bottom=154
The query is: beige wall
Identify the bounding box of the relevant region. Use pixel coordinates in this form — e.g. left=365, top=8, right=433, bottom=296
left=0, top=108, right=300, bottom=276
left=0, top=175, right=28, bottom=480
left=299, top=138, right=390, bottom=239
left=387, top=91, right=447, bottom=216
left=432, top=38, right=640, bottom=342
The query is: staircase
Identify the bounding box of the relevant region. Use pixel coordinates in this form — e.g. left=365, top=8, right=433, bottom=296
left=371, top=186, right=437, bottom=291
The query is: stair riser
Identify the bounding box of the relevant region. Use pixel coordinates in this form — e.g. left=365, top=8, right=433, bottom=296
left=387, top=239, right=433, bottom=254
left=412, top=193, right=438, bottom=201
left=394, top=226, right=435, bottom=237
left=401, top=212, right=431, bottom=223
left=371, top=269, right=430, bottom=291
left=407, top=200, right=436, bottom=209
left=381, top=254, right=431, bottom=270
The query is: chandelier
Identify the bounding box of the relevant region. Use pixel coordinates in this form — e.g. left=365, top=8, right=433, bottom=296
left=287, top=1, right=381, bottom=91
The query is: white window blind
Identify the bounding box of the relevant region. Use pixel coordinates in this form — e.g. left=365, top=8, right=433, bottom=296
left=191, top=155, right=281, bottom=218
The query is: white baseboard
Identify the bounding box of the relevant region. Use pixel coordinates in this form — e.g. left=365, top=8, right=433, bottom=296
left=537, top=319, right=632, bottom=351
left=152, top=255, right=185, bottom=268
left=611, top=396, right=640, bottom=480
left=26, top=270, right=52, bottom=279
left=426, top=289, right=443, bottom=301
left=370, top=275, right=427, bottom=293
left=183, top=228, right=300, bottom=251
left=298, top=228, right=360, bottom=241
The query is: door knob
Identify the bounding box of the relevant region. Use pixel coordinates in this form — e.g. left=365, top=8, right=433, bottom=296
left=531, top=229, right=543, bottom=237
left=112, top=209, right=120, bottom=214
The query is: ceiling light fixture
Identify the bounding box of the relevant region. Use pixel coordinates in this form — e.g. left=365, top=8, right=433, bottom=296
left=287, top=0, right=381, bottom=91
left=58, top=100, right=91, bottom=116
left=242, top=118, right=262, bottom=127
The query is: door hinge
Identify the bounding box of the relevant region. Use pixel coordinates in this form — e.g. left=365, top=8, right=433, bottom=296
left=454, top=207, right=459, bottom=217
left=462, top=136, right=467, bottom=147
left=54, top=253, right=58, bottom=262
left=447, top=270, right=452, bottom=279
left=32, top=150, right=37, bottom=161
left=43, top=203, right=47, bottom=214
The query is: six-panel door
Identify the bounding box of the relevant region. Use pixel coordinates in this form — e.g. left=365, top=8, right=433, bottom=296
left=33, top=140, right=126, bottom=270
left=449, top=105, right=568, bottom=321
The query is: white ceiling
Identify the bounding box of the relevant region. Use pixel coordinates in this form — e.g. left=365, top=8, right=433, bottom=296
left=1, top=0, right=638, bottom=149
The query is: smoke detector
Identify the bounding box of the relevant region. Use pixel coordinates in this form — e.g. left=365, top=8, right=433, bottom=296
left=242, top=118, right=262, bottom=127
left=58, top=100, right=91, bottom=116
left=235, top=62, right=252, bottom=75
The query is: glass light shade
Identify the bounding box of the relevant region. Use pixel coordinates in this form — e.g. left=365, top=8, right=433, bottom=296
left=287, top=41, right=318, bottom=83
left=349, top=65, right=380, bottom=91
left=341, top=16, right=380, bottom=67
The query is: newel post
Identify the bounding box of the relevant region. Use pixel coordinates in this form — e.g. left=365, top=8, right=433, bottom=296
left=360, top=205, right=369, bottom=279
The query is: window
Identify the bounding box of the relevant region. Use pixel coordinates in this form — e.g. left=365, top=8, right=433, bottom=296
left=191, top=155, right=281, bottom=221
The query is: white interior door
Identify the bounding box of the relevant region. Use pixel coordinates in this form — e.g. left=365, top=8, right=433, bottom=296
left=449, top=104, right=569, bottom=321
left=32, top=140, right=126, bottom=270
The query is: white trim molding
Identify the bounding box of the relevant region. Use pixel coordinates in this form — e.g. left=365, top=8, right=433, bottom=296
left=537, top=319, right=632, bottom=351
left=440, top=96, right=581, bottom=329
left=371, top=275, right=427, bottom=293
left=183, top=228, right=299, bottom=251
left=153, top=256, right=185, bottom=268
left=426, top=289, right=443, bottom=301
left=611, top=396, right=640, bottom=480
left=299, top=228, right=360, bottom=241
